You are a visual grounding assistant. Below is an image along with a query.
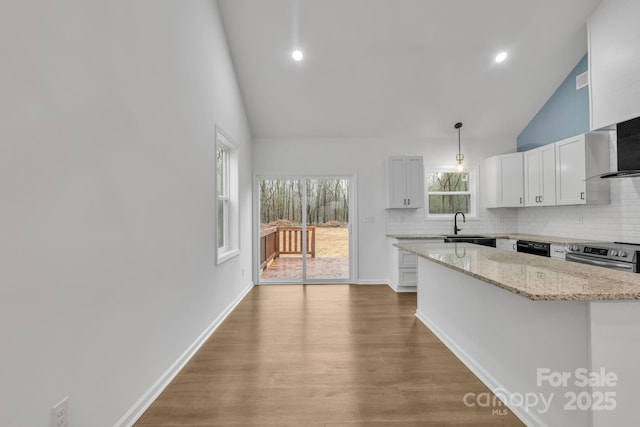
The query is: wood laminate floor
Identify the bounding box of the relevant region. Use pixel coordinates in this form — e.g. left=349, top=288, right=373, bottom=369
left=135, top=285, right=524, bottom=426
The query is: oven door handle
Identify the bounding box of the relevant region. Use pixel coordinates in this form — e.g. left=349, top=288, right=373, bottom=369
left=565, top=253, right=634, bottom=271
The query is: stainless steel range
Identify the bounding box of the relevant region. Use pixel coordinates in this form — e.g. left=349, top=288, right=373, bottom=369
left=565, top=242, right=640, bottom=273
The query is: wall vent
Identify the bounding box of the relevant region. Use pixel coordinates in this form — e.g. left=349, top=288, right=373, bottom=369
left=576, top=71, right=589, bottom=90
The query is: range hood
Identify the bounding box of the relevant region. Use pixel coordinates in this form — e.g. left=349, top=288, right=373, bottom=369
left=600, top=116, right=640, bottom=178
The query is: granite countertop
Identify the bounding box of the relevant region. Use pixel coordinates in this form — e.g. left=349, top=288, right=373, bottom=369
left=387, top=233, right=599, bottom=246
left=394, top=241, right=640, bottom=301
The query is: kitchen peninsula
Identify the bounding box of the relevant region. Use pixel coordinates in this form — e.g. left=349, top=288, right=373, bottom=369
left=395, top=241, right=640, bottom=427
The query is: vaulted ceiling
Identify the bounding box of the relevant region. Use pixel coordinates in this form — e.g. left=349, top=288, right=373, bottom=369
left=218, top=0, right=602, bottom=141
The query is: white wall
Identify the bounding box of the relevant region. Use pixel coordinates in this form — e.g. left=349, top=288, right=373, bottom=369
left=0, top=1, right=253, bottom=426
left=253, top=137, right=516, bottom=283
left=517, top=133, right=640, bottom=242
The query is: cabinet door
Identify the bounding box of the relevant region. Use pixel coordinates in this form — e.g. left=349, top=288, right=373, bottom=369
left=498, top=153, right=524, bottom=207
left=556, top=136, right=587, bottom=205
left=496, top=238, right=518, bottom=251
left=398, top=250, right=417, bottom=268
left=524, top=149, right=540, bottom=206
left=388, top=157, right=407, bottom=208
left=589, top=0, right=640, bottom=129
left=539, top=145, right=556, bottom=206
left=405, top=157, right=425, bottom=208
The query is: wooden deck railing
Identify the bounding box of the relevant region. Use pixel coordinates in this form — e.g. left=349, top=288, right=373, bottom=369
left=260, top=227, right=279, bottom=271
left=260, top=226, right=316, bottom=271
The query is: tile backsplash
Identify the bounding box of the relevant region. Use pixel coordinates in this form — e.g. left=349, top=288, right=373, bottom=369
left=385, top=207, right=519, bottom=236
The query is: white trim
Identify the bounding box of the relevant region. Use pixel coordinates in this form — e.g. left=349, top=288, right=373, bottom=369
left=385, top=280, right=417, bottom=293
left=415, top=309, right=545, bottom=427
left=217, top=248, right=240, bottom=264
left=117, top=282, right=254, bottom=427
left=353, top=280, right=417, bottom=293
left=355, top=280, right=388, bottom=285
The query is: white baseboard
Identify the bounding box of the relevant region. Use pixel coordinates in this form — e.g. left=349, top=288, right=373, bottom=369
left=116, top=281, right=254, bottom=427
left=355, top=280, right=388, bottom=285
left=415, top=309, right=545, bottom=427
left=386, top=280, right=417, bottom=293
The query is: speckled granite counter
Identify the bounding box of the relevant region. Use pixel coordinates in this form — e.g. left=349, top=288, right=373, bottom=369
left=394, top=241, right=640, bottom=301
left=388, top=233, right=599, bottom=245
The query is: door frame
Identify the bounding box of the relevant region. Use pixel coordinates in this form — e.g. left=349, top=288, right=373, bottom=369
left=252, top=173, right=358, bottom=285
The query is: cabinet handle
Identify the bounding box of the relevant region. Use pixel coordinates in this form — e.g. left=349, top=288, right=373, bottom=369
left=520, top=197, right=523, bottom=204
left=407, top=198, right=410, bottom=205
left=540, top=195, right=543, bottom=203
left=403, top=198, right=406, bottom=205
left=580, top=192, right=585, bottom=200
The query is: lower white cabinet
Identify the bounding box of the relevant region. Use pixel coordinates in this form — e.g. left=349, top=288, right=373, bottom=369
left=398, top=249, right=418, bottom=287
left=550, top=244, right=566, bottom=260
left=496, top=238, right=518, bottom=252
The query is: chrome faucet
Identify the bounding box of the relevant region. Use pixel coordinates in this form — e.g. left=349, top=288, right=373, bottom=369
left=453, top=211, right=466, bottom=235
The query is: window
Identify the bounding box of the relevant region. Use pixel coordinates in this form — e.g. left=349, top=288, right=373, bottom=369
left=425, top=166, right=478, bottom=218
left=215, top=127, right=239, bottom=264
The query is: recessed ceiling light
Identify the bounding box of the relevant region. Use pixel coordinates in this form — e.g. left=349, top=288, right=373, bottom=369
left=292, top=50, right=304, bottom=61
left=495, top=51, right=508, bottom=63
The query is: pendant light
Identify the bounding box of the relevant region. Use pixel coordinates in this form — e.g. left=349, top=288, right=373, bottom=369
left=455, top=122, right=464, bottom=171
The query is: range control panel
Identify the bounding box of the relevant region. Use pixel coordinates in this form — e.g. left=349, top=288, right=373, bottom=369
left=566, top=244, right=633, bottom=260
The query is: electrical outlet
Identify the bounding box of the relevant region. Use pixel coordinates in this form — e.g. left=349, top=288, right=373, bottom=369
left=51, top=397, right=69, bottom=427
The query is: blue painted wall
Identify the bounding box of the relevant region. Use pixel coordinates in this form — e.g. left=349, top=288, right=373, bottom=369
left=517, top=54, right=589, bottom=152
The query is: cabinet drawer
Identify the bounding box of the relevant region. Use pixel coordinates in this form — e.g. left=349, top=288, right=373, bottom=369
left=398, top=250, right=417, bottom=268
left=399, top=268, right=417, bottom=286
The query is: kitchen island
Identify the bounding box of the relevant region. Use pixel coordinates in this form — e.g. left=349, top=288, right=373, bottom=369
left=395, top=241, right=640, bottom=427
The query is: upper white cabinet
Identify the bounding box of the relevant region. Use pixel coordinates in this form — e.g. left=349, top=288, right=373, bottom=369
left=524, top=144, right=556, bottom=207
left=555, top=133, right=610, bottom=205
left=482, top=152, right=523, bottom=208
left=588, top=0, right=640, bottom=129
left=388, top=156, right=424, bottom=208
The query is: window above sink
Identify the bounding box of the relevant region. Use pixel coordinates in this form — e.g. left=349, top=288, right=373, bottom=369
left=425, top=165, right=478, bottom=220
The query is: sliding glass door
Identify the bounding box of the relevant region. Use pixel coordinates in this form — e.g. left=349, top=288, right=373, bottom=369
left=257, top=176, right=351, bottom=283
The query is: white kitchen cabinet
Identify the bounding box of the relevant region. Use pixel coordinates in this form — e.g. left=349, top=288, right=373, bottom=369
left=388, top=156, right=424, bottom=208
left=398, top=249, right=418, bottom=287
left=482, top=152, right=524, bottom=208
left=555, top=133, right=610, bottom=205
left=588, top=0, right=640, bottom=130
left=523, top=144, right=556, bottom=207
left=496, top=238, right=518, bottom=252
left=550, top=244, right=566, bottom=260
